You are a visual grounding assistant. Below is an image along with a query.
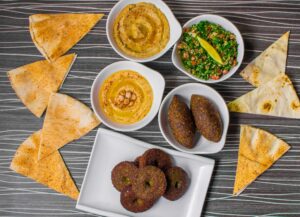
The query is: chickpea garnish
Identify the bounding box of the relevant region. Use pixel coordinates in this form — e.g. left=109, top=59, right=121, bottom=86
left=124, top=98, right=129, bottom=105
left=125, top=91, right=132, bottom=99
left=114, top=90, right=137, bottom=108
left=132, top=93, right=137, bottom=100
left=118, top=95, right=124, bottom=102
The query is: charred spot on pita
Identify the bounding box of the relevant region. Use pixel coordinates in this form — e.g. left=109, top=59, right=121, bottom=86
left=291, top=101, right=300, bottom=110
left=261, top=101, right=273, bottom=113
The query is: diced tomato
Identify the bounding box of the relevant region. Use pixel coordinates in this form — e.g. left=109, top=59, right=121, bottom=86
left=222, top=69, right=229, bottom=75
left=191, top=60, right=197, bottom=66
left=211, top=75, right=220, bottom=80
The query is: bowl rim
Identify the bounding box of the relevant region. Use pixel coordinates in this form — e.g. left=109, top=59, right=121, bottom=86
left=158, top=82, right=230, bottom=154
left=172, top=14, right=245, bottom=84
left=90, top=60, right=165, bottom=132
left=106, top=0, right=182, bottom=63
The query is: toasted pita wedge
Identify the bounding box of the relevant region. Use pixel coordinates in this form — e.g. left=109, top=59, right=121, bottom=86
left=29, top=14, right=104, bottom=61
left=38, top=93, right=100, bottom=160
left=10, top=130, right=79, bottom=200
left=240, top=31, right=289, bottom=87
left=228, top=74, right=300, bottom=119
left=233, top=125, right=290, bottom=196
left=7, top=53, right=76, bottom=117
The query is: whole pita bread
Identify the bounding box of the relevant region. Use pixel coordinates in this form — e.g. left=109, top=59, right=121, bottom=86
left=228, top=74, right=300, bottom=119
left=7, top=53, right=76, bottom=117
left=10, top=130, right=79, bottom=200
left=233, top=125, right=290, bottom=196
left=38, top=93, right=100, bottom=160
left=30, top=14, right=104, bottom=61
left=240, top=31, right=289, bottom=87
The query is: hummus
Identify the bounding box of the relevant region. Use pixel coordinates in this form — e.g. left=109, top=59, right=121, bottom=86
left=113, top=2, right=170, bottom=58
left=99, top=70, right=153, bottom=124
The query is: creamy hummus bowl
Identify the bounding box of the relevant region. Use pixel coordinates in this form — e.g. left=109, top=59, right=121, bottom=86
left=91, top=61, right=165, bottom=132
left=107, top=0, right=182, bottom=62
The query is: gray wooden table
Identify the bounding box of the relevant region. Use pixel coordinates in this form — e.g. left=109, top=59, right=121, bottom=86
left=1, top=0, right=300, bottom=216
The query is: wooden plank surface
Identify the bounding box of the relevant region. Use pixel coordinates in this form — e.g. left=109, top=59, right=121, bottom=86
left=0, top=0, right=300, bottom=216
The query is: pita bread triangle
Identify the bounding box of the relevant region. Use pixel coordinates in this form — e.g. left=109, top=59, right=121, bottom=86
left=228, top=73, right=300, bottom=119
left=38, top=93, right=101, bottom=160
left=10, top=130, right=79, bottom=200
left=7, top=53, right=76, bottom=117
left=233, top=125, right=290, bottom=196
left=240, top=31, right=289, bottom=87
left=29, top=13, right=104, bottom=61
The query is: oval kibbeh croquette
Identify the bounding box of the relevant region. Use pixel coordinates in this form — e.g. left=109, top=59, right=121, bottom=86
left=164, top=167, right=189, bottom=201
left=138, top=148, right=172, bottom=171
left=132, top=166, right=167, bottom=201
left=168, top=95, right=196, bottom=148
left=190, top=95, right=223, bottom=142
left=111, top=161, right=138, bottom=192
left=120, top=186, right=155, bottom=213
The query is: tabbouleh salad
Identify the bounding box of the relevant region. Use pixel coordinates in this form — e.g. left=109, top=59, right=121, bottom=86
left=177, top=21, right=238, bottom=80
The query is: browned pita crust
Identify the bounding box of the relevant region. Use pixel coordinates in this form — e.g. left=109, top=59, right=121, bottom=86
left=233, top=125, right=290, bottom=196
left=10, top=130, right=79, bottom=200
left=29, top=14, right=104, bottom=61
left=38, top=93, right=101, bottom=160
left=7, top=53, right=76, bottom=117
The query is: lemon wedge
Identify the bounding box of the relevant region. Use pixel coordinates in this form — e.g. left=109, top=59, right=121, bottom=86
left=196, top=36, right=223, bottom=65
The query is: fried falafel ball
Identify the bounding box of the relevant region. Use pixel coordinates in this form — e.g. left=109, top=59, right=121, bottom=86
left=120, top=186, right=155, bottom=213
left=138, top=148, right=172, bottom=171
left=111, top=161, right=138, bottom=192
left=132, top=166, right=167, bottom=201
left=164, top=166, right=190, bottom=201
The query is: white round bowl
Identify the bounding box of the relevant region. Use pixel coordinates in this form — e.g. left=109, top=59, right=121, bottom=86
left=91, top=61, right=165, bottom=132
left=158, top=83, right=229, bottom=154
left=172, top=14, right=244, bottom=83
left=106, top=0, right=182, bottom=63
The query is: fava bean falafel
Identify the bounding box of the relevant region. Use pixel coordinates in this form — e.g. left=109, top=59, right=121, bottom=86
left=164, top=166, right=189, bottom=201
left=134, top=156, right=141, bottom=167
left=111, top=161, right=138, bottom=192
left=120, top=186, right=155, bottom=213
left=138, top=148, right=172, bottom=171
left=132, top=166, right=167, bottom=201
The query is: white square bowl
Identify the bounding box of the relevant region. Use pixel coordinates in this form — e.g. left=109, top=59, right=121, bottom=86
left=76, top=128, right=215, bottom=217
left=90, top=61, right=165, bottom=132
left=172, top=14, right=244, bottom=83
left=106, top=0, right=182, bottom=62
left=158, top=83, right=229, bottom=154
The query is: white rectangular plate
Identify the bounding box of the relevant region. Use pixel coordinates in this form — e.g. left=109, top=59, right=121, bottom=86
left=76, top=128, right=215, bottom=217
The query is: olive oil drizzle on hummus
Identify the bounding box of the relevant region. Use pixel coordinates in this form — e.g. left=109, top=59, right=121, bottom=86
left=113, top=2, right=170, bottom=58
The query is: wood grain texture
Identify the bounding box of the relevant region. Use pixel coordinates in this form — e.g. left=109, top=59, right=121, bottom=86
left=0, top=0, right=300, bottom=216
